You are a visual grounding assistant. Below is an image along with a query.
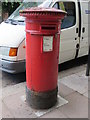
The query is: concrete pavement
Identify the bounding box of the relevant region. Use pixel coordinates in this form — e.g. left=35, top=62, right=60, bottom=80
left=0, top=69, right=89, bottom=119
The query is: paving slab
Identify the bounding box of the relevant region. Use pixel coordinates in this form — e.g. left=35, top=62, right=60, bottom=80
left=59, top=71, right=88, bottom=95
left=58, top=82, right=75, bottom=97
left=75, top=70, right=86, bottom=76
left=40, top=108, right=67, bottom=118
left=2, top=102, right=14, bottom=118
left=88, top=78, right=90, bottom=100
left=1, top=70, right=88, bottom=119
left=58, top=92, right=88, bottom=118
left=89, top=99, right=90, bottom=119
left=83, top=91, right=88, bottom=98
left=88, top=90, right=90, bottom=99
left=2, top=91, right=37, bottom=118
left=58, top=64, right=86, bottom=79
left=2, top=88, right=68, bottom=118
left=0, top=70, right=2, bottom=90
left=2, top=82, right=26, bottom=99
left=0, top=99, right=2, bottom=119
left=0, top=88, right=2, bottom=100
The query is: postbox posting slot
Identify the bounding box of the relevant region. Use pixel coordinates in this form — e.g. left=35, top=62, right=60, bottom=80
left=41, top=26, right=56, bottom=30
left=41, top=25, right=56, bottom=31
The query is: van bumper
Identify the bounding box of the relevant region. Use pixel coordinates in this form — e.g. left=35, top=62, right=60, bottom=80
left=0, top=59, right=26, bottom=74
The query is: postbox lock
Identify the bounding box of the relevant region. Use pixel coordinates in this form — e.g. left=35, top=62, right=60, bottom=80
left=43, top=36, right=53, bottom=52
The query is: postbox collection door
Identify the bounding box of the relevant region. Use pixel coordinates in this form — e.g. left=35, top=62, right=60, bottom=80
left=26, top=32, right=59, bottom=92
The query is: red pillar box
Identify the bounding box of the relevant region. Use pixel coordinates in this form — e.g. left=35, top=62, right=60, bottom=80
left=20, top=7, right=66, bottom=109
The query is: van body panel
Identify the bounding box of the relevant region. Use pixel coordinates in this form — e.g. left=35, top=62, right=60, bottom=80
left=78, top=1, right=89, bottom=57
left=52, top=0, right=80, bottom=63
left=0, top=59, right=25, bottom=73
left=17, top=40, right=26, bottom=61
left=0, top=22, right=25, bottom=47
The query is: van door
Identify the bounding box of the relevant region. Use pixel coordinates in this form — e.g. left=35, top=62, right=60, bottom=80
left=78, top=1, right=88, bottom=57
left=52, top=0, right=79, bottom=64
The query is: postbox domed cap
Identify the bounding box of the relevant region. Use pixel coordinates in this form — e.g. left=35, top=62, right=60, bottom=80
left=20, top=7, right=67, bottom=21
left=20, top=7, right=66, bottom=14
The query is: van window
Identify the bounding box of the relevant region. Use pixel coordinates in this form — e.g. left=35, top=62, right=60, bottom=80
left=53, top=2, right=59, bottom=9
left=7, top=2, right=42, bottom=22
left=53, top=2, right=76, bottom=29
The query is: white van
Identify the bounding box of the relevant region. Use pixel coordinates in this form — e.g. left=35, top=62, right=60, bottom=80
left=0, top=0, right=89, bottom=74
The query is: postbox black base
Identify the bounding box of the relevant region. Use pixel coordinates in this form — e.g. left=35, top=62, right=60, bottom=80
left=26, top=87, right=58, bottom=109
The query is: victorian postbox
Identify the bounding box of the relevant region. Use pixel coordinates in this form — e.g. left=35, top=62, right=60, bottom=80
left=20, top=7, right=66, bottom=109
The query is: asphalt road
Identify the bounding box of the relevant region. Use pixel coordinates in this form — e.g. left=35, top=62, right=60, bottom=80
left=0, top=56, right=88, bottom=88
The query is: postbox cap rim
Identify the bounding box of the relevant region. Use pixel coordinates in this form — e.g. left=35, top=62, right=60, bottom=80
left=20, top=7, right=67, bottom=15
